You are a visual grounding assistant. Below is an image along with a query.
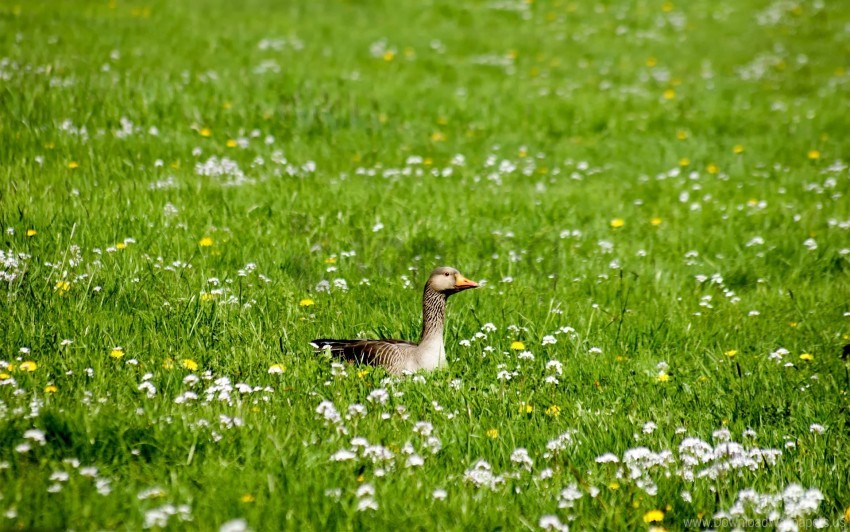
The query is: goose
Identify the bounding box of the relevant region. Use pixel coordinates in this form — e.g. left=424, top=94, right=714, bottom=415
left=312, top=266, right=479, bottom=375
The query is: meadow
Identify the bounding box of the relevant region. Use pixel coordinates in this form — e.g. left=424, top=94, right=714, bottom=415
left=1, top=0, right=850, bottom=529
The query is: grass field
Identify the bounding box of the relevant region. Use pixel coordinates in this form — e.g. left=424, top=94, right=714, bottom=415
left=2, top=0, right=850, bottom=529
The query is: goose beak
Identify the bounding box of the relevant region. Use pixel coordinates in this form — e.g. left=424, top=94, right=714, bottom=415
left=454, top=274, right=479, bottom=291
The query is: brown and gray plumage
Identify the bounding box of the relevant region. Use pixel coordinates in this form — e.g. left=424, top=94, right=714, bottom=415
left=311, top=267, right=479, bottom=376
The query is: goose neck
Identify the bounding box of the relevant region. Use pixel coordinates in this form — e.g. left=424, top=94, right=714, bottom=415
left=420, top=286, right=446, bottom=341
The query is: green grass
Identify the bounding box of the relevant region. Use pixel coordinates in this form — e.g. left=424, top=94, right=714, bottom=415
left=1, top=0, right=850, bottom=529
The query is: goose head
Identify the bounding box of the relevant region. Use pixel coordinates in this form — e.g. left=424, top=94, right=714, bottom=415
left=427, top=266, right=479, bottom=295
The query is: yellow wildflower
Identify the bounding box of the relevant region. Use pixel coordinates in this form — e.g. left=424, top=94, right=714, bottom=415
left=661, top=1, right=673, bottom=12
left=182, top=359, right=199, bottom=371
left=608, top=482, right=620, bottom=490
left=725, top=350, right=737, bottom=358
left=199, top=127, right=212, bottom=137
left=200, top=292, right=216, bottom=302
left=707, top=163, right=719, bottom=174
left=54, top=280, right=71, bottom=295
left=45, top=385, right=58, bottom=393
left=226, top=139, right=237, bottom=148
left=646, top=57, right=657, bottom=68
left=0, top=373, right=10, bottom=380
left=845, top=506, right=850, bottom=524
left=20, top=361, right=37, bottom=372
left=110, top=347, right=124, bottom=359
left=324, top=256, right=337, bottom=264
left=657, top=373, right=670, bottom=383
left=163, top=358, right=174, bottom=369
left=807, top=149, right=821, bottom=160
left=609, top=218, right=625, bottom=229
left=222, top=101, right=232, bottom=110
left=26, top=229, right=37, bottom=237
left=240, top=494, right=255, bottom=503
left=68, top=161, right=79, bottom=169
left=545, top=405, right=561, bottom=417
left=486, top=428, right=499, bottom=439
left=430, top=131, right=446, bottom=142
left=663, top=89, right=676, bottom=100
left=650, top=217, right=663, bottom=226
left=676, top=129, right=688, bottom=140
left=800, top=353, right=814, bottom=361
left=643, top=509, right=665, bottom=523
left=116, top=242, right=127, bottom=250
left=519, top=402, right=533, bottom=414
left=510, top=341, right=525, bottom=351
left=268, top=364, right=286, bottom=374
left=383, top=50, right=395, bottom=62
left=299, top=298, right=315, bottom=307
left=733, top=144, right=744, bottom=154
left=357, top=369, right=370, bottom=379
left=199, top=236, right=214, bottom=247
left=679, top=157, right=690, bottom=167
left=789, top=322, right=798, bottom=328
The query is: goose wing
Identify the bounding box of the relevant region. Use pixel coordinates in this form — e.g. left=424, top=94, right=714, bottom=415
left=311, top=338, right=415, bottom=374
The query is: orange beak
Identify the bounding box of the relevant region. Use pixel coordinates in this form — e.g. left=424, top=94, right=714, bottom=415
left=454, top=274, right=479, bottom=291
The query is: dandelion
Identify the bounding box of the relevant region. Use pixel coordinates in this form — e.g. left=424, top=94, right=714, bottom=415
left=807, top=149, right=821, bottom=160
left=430, top=131, right=446, bottom=142
left=676, top=129, right=688, bottom=140
left=240, top=494, right=255, bottom=503
left=182, top=359, right=199, bottom=371
left=733, top=144, right=744, bottom=154
left=226, top=139, right=238, bottom=148
left=663, top=89, right=676, bottom=100
left=44, top=385, right=58, bottom=393
left=610, top=218, right=625, bottom=229
left=678, top=157, right=690, bottom=167
left=800, top=353, right=813, bottom=361
left=20, top=361, right=37, bottom=372
left=199, top=237, right=214, bottom=247
left=725, top=350, right=737, bottom=358
left=656, top=372, right=670, bottom=383
left=68, top=161, right=79, bottom=169
left=299, top=298, right=315, bottom=307
left=26, top=229, right=37, bottom=237
left=486, top=428, right=499, bottom=439
left=108, top=347, right=125, bottom=359
left=707, top=163, right=719, bottom=174
left=199, top=128, right=212, bottom=137
left=510, top=341, right=525, bottom=350
left=650, top=217, right=662, bottom=226
left=545, top=405, right=561, bottom=417
left=268, top=364, right=285, bottom=374
left=608, top=482, right=620, bottom=490
left=519, top=402, right=533, bottom=414
left=643, top=509, right=664, bottom=523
